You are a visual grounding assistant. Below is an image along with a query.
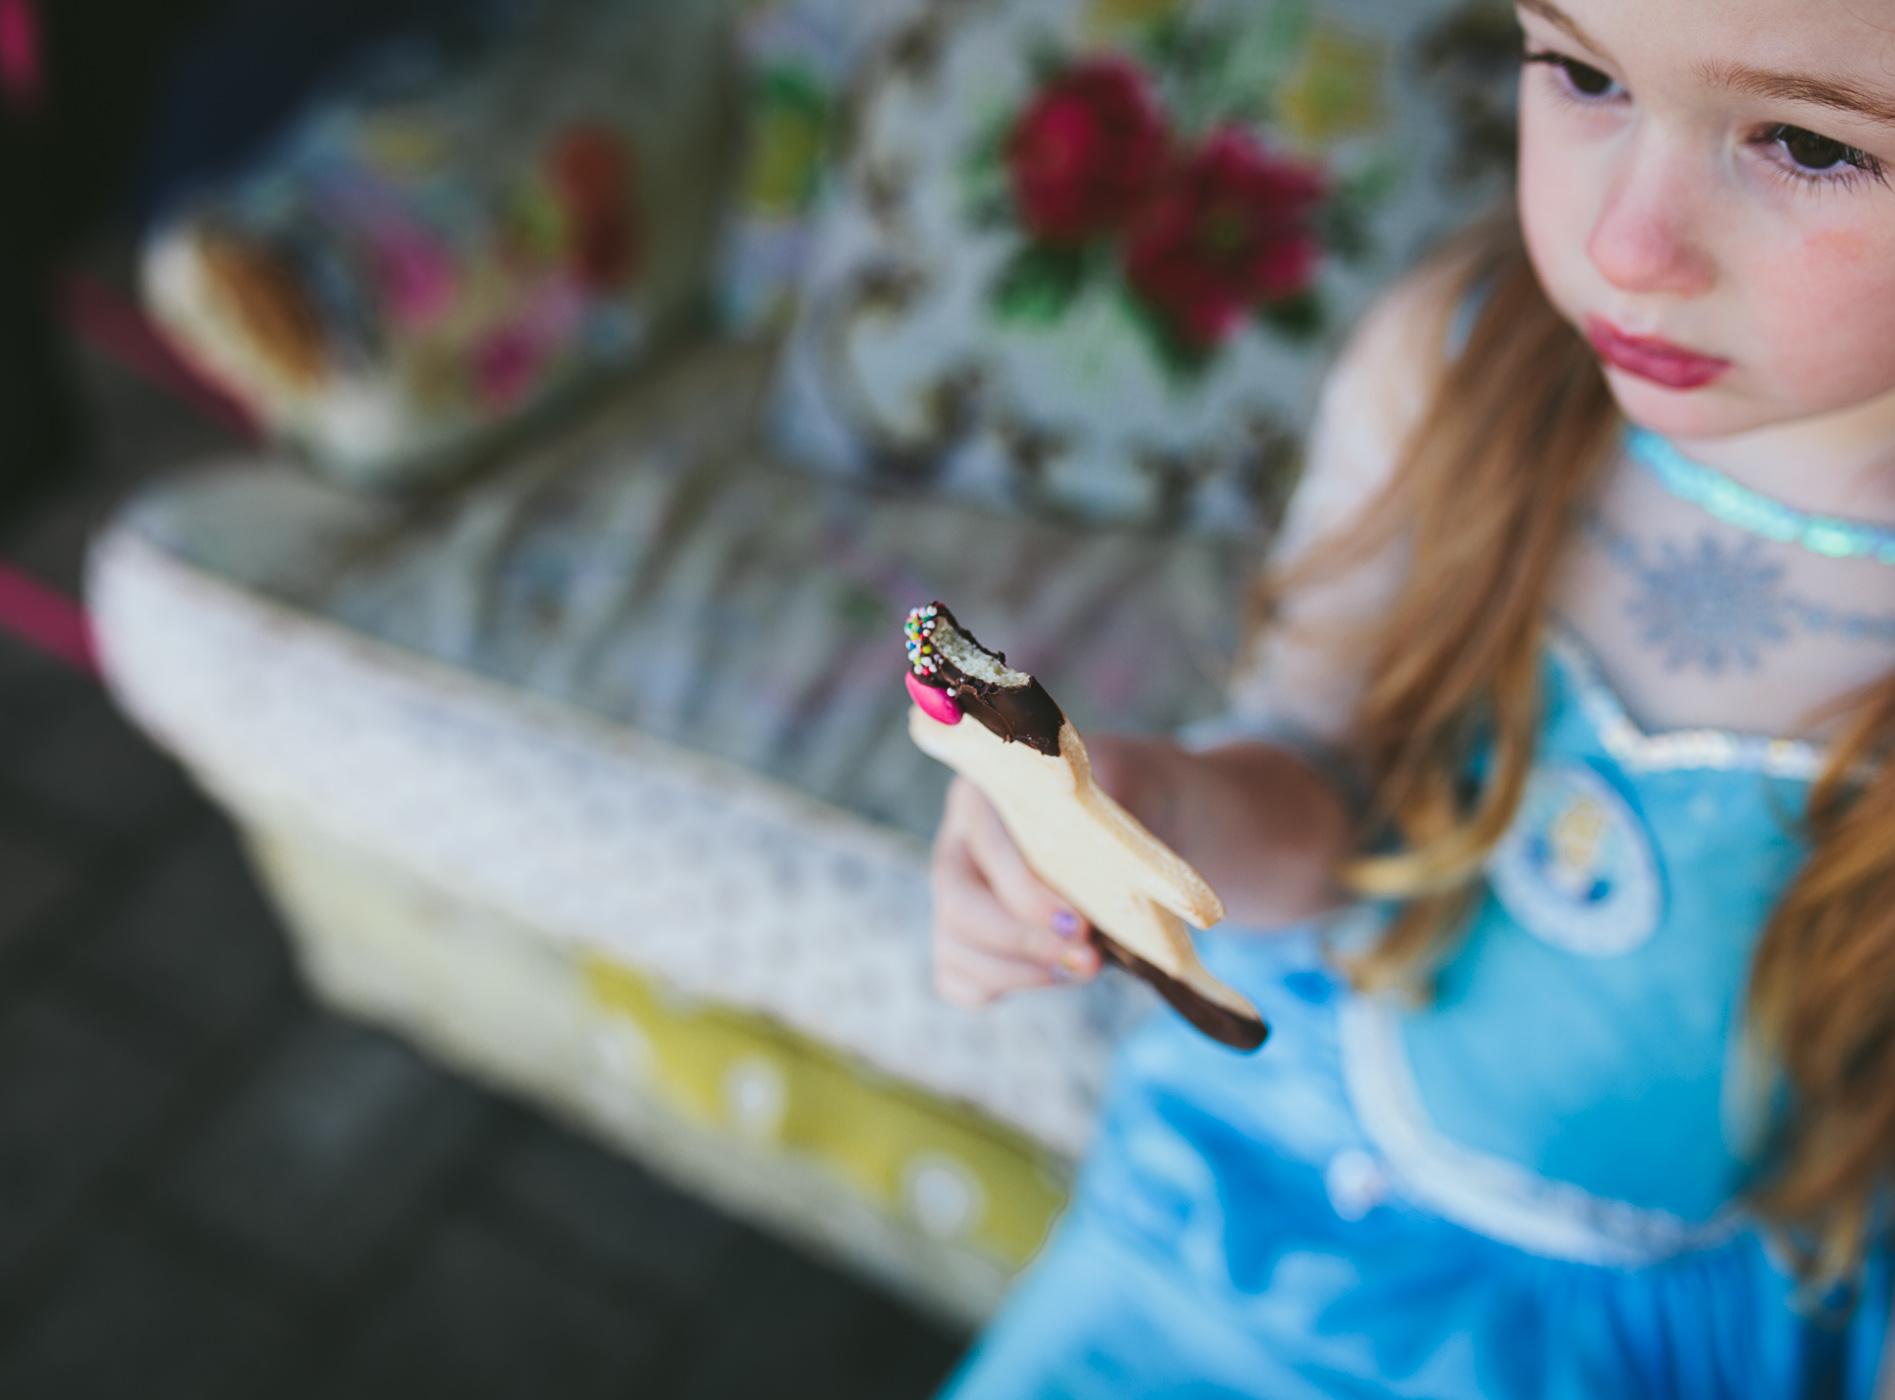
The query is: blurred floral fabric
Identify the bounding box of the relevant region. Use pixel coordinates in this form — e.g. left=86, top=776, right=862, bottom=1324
left=769, top=0, right=1515, bottom=533
left=992, top=54, right=1327, bottom=362
left=716, top=0, right=927, bottom=335
left=143, top=0, right=731, bottom=491
left=111, top=0, right=1522, bottom=1318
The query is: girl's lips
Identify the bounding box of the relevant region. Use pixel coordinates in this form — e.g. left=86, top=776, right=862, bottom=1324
left=1585, top=317, right=1731, bottom=390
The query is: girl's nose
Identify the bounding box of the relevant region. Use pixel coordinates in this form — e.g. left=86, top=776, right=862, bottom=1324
left=1585, top=140, right=1716, bottom=298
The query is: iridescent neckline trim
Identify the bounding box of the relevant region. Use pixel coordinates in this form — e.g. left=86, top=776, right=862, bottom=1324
left=1546, top=627, right=1825, bottom=781
left=1626, top=428, right=1895, bottom=565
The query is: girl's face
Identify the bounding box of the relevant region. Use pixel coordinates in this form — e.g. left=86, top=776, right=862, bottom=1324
left=1515, top=0, right=1895, bottom=447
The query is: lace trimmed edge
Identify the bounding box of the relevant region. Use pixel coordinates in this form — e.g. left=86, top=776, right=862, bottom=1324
left=1547, top=629, right=1825, bottom=782
left=1337, top=991, right=1742, bottom=1268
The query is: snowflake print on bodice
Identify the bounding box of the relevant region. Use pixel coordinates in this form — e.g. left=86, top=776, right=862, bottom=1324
left=1585, top=509, right=1895, bottom=684
left=1621, top=535, right=1787, bottom=674
left=1556, top=434, right=1895, bottom=743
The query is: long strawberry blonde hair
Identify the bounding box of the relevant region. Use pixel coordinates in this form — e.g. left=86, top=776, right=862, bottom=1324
left=1280, top=210, right=1895, bottom=1278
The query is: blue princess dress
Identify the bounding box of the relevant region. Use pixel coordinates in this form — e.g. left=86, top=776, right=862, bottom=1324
left=941, top=632, right=1891, bottom=1400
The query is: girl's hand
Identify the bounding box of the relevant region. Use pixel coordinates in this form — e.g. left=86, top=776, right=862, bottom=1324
left=929, top=776, right=1101, bottom=1006
left=927, top=735, right=1174, bottom=1007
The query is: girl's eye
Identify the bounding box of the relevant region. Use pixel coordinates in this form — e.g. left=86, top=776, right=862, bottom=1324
left=1524, top=50, right=1622, bottom=101
left=1765, top=123, right=1878, bottom=178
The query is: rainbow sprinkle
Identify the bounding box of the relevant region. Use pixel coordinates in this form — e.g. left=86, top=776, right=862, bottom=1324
left=904, top=604, right=944, bottom=678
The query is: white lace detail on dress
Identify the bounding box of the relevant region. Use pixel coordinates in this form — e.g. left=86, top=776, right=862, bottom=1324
left=1547, top=629, right=1825, bottom=780
left=1337, top=987, right=1740, bottom=1267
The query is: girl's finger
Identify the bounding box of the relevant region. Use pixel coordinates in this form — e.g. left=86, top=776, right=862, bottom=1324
left=934, top=821, right=1099, bottom=975
left=946, top=780, right=1090, bottom=957
left=934, top=936, right=1080, bottom=1008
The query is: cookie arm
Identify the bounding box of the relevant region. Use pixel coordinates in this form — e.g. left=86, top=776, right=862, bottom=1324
left=1058, top=726, right=1226, bottom=929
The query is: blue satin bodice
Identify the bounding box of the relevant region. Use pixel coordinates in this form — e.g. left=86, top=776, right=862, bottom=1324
left=1366, top=630, right=1815, bottom=1243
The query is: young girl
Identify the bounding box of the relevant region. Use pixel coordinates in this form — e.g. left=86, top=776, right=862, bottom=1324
left=929, top=1, right=1895, bottom=1394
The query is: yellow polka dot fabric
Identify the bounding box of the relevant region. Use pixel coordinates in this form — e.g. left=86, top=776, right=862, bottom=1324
left=584, top=953, right=1070, bottom=1271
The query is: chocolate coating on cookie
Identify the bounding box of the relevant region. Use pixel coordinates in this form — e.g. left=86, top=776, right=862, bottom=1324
left=1095, top=933, right=1268, bottom=1052
left=950, top=673, right=1065, bottom=757
left=904, top=602, right=1065, bottom=757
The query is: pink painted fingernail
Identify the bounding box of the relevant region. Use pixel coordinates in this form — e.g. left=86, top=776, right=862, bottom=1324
left=1052, top=910, right=1082, bottom=940
left=906, top=671, right=962, bottom=725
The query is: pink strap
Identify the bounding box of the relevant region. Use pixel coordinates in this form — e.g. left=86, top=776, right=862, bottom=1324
left=59, top=271, right=259, bottom=439
left=0, top=563, right=95, bottom=674
left=0, top=0, right=43, bottom=114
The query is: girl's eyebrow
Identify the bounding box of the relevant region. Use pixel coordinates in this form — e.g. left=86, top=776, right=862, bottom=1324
left=1518, top=0, right=1895, bottom=127
left=1700, top=62, right=1895, bottom=127
left=1514, top=0, right=1604, bottom=53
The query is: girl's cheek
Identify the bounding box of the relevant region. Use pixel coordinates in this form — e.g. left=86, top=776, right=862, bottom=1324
left=1801, top=225, right=1871, bottom=264
left=1747, top=223, right=1895, bottom=409
left=1516, top=79, right=1644, bottom=326
left=1516, top=103, right=1597, bottom=313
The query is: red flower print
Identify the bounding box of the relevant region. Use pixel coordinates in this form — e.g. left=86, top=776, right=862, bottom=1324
left=549, top=124, right=644, bottom=290
left=1124, top=128, right=1325, bottom=352
left=1006, top=58, right=1169, bottom=246
left=473, top=324, right=545, bottom=409
left=370, top=220, right=457, bottom=330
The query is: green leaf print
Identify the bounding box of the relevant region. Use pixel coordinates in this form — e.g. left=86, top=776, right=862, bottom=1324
left=1316, top=157, right=1400, bottom=262
left=1258, top=287, right=1323, bottom=340
left=990, top=244, right=1094, bottom=325
left=1117, top=288, right=1215, bottom=384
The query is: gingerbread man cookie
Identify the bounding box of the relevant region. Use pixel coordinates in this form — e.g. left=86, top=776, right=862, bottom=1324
left=906, top=603, right=1267, bottom=1052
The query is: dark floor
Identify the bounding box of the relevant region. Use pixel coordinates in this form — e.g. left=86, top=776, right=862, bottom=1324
left=0, top=320, right=965, bottom=1398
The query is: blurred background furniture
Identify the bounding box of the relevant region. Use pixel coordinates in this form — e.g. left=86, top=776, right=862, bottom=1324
left=90, top=0, right=1517, bottom=1324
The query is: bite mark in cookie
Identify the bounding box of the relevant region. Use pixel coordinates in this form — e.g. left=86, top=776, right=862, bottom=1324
left=906, top=603, right=1064, bottom=756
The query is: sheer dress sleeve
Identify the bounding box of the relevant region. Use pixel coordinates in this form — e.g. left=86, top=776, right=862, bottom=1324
left=1180, top=262, right=1464, bottom=806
